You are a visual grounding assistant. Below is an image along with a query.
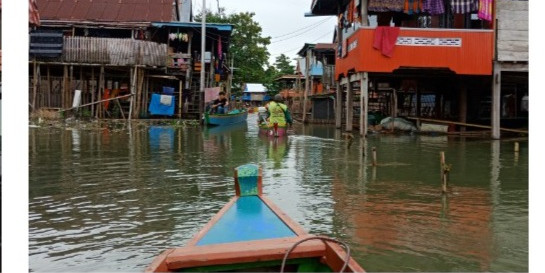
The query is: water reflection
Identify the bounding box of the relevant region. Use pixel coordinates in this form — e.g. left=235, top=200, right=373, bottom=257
left=28, top=118, right=528, bottom=272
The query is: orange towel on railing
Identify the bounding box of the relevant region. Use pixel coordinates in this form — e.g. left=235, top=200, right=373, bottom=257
left=373, top=26, right=400, bottom=57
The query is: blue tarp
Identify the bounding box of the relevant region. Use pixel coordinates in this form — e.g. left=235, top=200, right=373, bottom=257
left=149, top=94, right=175, bottom=116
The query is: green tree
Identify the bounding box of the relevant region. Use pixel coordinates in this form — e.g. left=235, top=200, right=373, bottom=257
left=196, top=8, right=271, bottom=95
left=274, top=54, right=295, bottom=75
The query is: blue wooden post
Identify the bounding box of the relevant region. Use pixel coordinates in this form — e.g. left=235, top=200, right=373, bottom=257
left=234, top=164, right=262, bottom=196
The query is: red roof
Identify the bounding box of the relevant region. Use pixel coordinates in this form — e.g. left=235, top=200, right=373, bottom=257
left=37, top=0, right=175, bottom=23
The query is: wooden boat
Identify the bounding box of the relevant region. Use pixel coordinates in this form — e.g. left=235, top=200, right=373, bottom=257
left=146, top=164, right=365, bottom=272
left=259, top=124, right=288, bottom=137
left=204, top=109, right=248, bottom=126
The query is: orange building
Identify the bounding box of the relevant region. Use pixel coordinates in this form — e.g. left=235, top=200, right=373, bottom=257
left=308, top=0, right=528, bottom=138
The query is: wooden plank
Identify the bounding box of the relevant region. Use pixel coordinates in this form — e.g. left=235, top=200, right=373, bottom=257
left=498, top=29, right=528, bottom=42
left=185, top=197, right=239, bottom=247
left=260, top=196, right=308, bottom=236
left=497, top=0, right=528, bottom=11
left=498, top=51, right=528, bottom=62
left=406, top=117, right=527, bottom=134
left=497, top=10, right=527, bottom=20
left=498, top=20, right=528, bottom=31
left=166, top=235, right=325, bottom=270
left=499, top=62, right=528, bottom=72
left=323, top=241, right=365, bottom=273
left=144, top=249, right=175, bottom=273
left=497, top=40, right=528, bottom=52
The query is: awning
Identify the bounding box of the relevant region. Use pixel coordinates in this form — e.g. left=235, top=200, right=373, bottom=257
left=151, top=22, right=233, bottom=33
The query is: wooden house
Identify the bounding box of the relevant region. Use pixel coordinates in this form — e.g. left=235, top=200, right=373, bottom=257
left=29, top=0, right=233, bottom=120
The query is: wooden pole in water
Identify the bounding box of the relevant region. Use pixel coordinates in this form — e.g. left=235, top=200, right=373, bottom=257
left=514, top=142, right=520, bottom=153
left=372, top=147, right=377, bottom=166
left=440, top=151, right=447, bottom=194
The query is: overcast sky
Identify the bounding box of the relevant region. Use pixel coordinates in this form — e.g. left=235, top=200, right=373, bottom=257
left=193, top=0, right=337, bottom=66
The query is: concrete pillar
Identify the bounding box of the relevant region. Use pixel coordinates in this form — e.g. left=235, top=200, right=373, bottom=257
left=492, top=62, right=501, bottom=139
left=459, top=83, right=468, bottom=132
left=346, top=78, right=353, bottom=132
left=360, top=72, right=368, bottom=137
left=336, top=80, right=342, bottom=129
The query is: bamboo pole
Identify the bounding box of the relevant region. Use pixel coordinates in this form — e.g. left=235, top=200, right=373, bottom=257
left=514, top=142, right=520, bottom=153
left=117, top=98, right=126, bottom=120
left=406, top=117, right=528, bottom=134
left=179, top=79, right=183, bottom=118
left=59, top=94, right=133, bottom=112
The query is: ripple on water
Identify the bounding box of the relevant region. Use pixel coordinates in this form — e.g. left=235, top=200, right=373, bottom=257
left=28, top=123, right=528, bottom=272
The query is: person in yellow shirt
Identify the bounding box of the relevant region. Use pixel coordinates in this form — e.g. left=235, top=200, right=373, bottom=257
left=265, top=94, right=292, bottom=128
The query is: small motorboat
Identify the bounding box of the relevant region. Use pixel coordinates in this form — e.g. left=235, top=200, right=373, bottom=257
left=145, top=164, right=365, bottom=272
left=204, top=109, right=248, bottom=126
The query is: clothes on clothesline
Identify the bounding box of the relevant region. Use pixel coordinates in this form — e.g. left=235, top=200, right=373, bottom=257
left=478, top=0, right=493, bottom=21
left=160, top=95, right=173, bottom=106
left=368, top=0, right=405, bottom=12
left=450, top=0, right=478, bottom=14
left=404, top=0, right=424, bottom=15
left=422, top=0, right=445, bottom=15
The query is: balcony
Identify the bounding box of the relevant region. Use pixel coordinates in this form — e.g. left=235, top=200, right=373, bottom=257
left=336, top=27, right=494, bottom=77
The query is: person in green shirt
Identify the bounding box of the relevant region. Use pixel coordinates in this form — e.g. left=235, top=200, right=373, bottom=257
left=265, top=94, right=292, bottom=128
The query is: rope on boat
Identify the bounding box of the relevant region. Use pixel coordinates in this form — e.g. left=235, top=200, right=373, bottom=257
left=280, top=236, right=351, bottom=273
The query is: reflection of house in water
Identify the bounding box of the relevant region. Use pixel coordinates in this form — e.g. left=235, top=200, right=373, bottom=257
left=149, top=127, right=174, bottom=151
left=331, top=177, right=493, bottom=271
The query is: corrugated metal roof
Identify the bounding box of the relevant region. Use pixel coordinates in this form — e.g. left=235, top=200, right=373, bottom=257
left=37, top=0, right=174, bottom=23
left=244, top=84, right=267, bottom=93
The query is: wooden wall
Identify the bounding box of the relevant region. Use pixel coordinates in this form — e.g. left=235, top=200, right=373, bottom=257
left=496, top=0, right=528, bottom=62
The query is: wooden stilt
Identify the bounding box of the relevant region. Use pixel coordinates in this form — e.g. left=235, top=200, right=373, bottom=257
left=360, top=72, right=368, bottom=137
left=47, top=66, right=51, bottom=108
left=335, top=80, right=342, bottom=129
left=346, top=78, right=353, bottom=132
left=129, top=67, right=135, bottom=120
left=32, top=60, right=38, bottom=111
left=303, top=49, right=311, bottom=123
left=459, top=84, right=468, bottom=132
left=69, top=65, right=74, bottom=108
left=514, top=142, right=520, bottom=153
left=91, top=68, right=95, bottom=117
left=179, top=79, right=183, bottom=118
left=63, top=65, right=68, bottom=109
left=440, top=151, right=448, bottom=194
left=492, top=62, right=501, bottom=139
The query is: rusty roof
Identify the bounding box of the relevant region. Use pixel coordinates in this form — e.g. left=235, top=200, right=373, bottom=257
left=38, top=0, right=175, bottom=23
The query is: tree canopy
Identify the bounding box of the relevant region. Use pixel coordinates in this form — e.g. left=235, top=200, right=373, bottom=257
left=196, top=8, right=271, bottom=94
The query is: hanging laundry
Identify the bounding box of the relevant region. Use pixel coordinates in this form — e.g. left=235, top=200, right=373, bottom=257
left=169, top=33, right=177, bottom=41
left=404, top=0, right=424, bottom=15
left=450, top=0, right=478, bottom=14
left=368, top=0, right=405, bottom=12
left=347, top=0, right=355, bottom=22
left=160, top=95, right=173, bottom=106
left=373, top=26, right=400, bottom=57
left=478, top=0, right=493, bottom=21
left=423, top=0, right=445, bottom=15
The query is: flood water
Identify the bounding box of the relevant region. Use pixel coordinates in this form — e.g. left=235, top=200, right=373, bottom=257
left=29, top=114, right=528, bottom=272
